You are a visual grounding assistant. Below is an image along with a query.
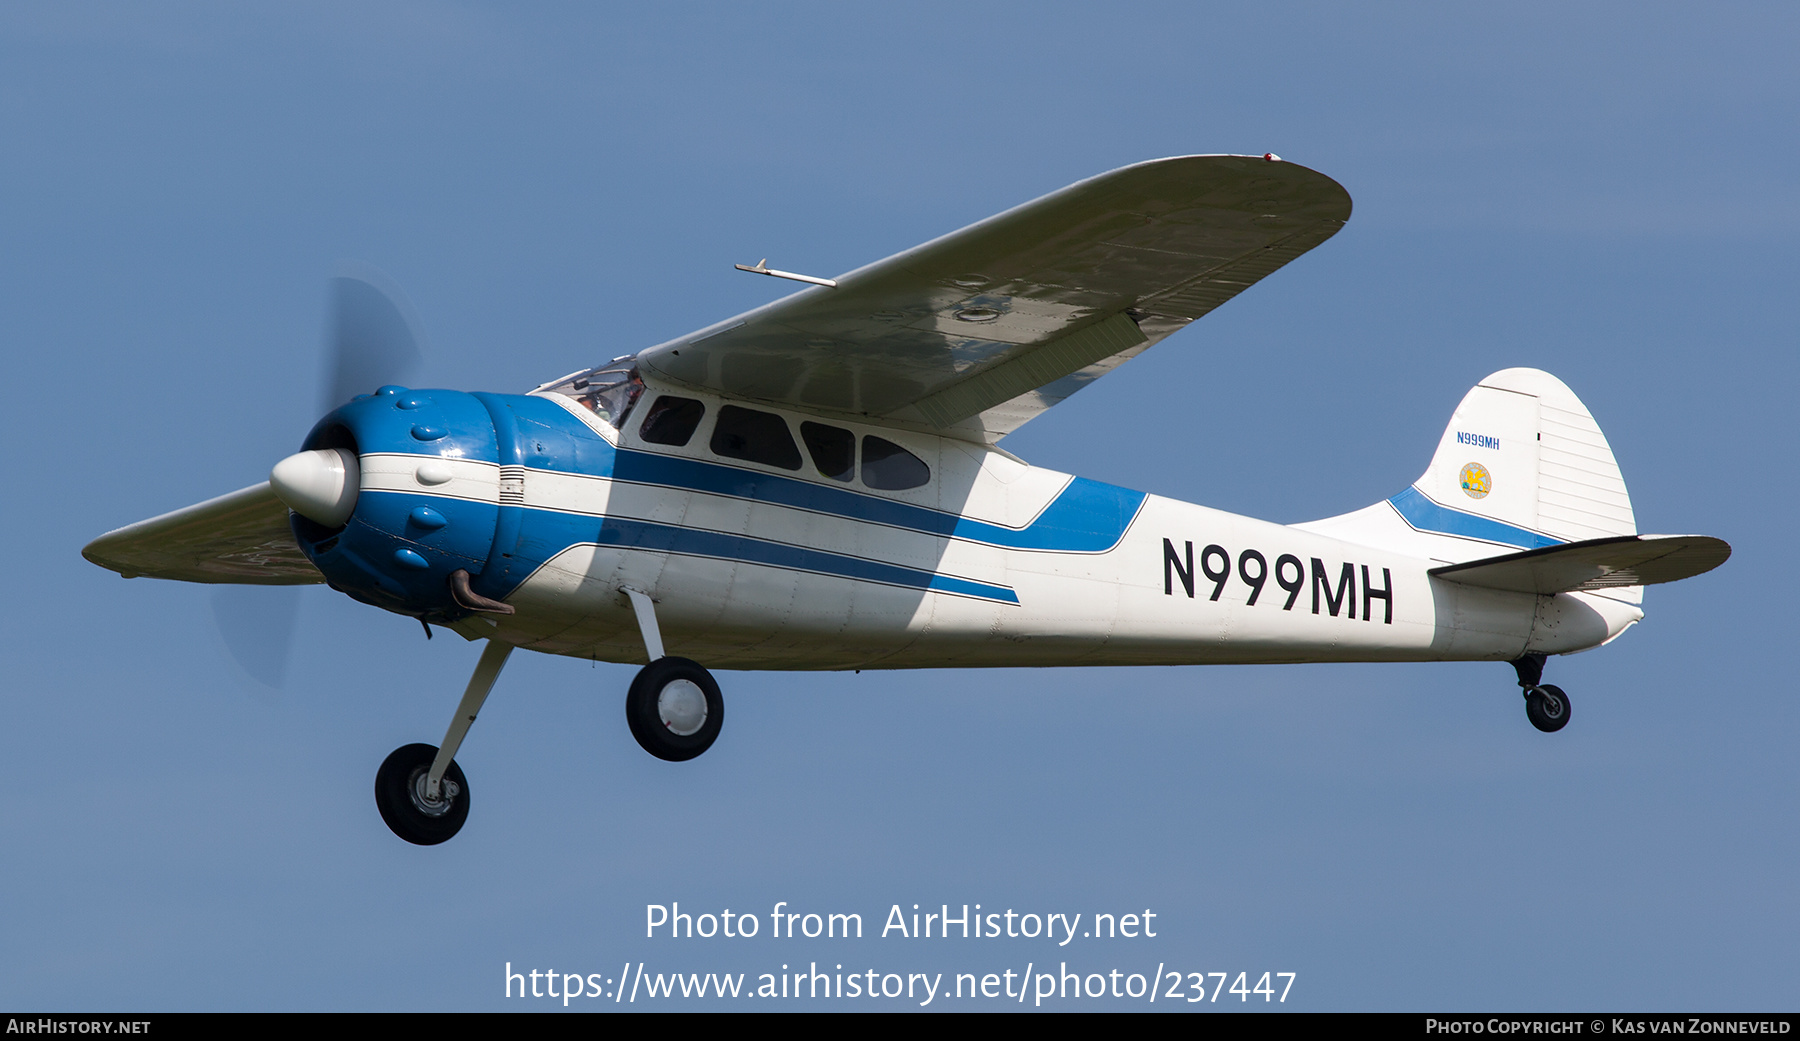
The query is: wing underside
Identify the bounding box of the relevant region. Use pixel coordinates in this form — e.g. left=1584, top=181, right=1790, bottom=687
left=83, top=482, right=322, bottom=585
left=638, top=154, right=1352, bottom=442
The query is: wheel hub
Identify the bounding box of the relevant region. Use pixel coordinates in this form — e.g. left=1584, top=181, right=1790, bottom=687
left=407, top=765, right=459, bottom=817
left=657, top=679, right=708, bottom=736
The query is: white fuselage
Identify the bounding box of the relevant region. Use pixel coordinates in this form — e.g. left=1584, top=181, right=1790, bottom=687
left=437, top=388, right=1643, bottom=670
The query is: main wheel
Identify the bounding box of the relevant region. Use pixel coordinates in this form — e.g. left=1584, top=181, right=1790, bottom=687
left=626, top=657, right=723, bottom=762
left=1524, top=684, right=1571, bottom=733
left=374, top=742, right=470, bottom=845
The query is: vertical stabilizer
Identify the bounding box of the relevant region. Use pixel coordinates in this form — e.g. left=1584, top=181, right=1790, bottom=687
left=1296, top=368, right=1636, bottom=562
left=1410, top=368, right=1635, bottom=546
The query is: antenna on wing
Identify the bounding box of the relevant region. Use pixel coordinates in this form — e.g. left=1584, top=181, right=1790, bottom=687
left=734, top=258, right=838, bottom=288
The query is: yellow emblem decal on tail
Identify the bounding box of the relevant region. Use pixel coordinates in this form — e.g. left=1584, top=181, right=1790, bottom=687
left=1459, top=462, right=1492, bottom=499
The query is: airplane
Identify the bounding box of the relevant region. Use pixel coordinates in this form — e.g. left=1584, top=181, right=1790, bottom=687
left=82, top=154, right=1731, bottom=846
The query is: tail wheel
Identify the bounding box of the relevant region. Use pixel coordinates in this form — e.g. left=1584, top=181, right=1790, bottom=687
left=1524, top=684, right=1571, bottom=733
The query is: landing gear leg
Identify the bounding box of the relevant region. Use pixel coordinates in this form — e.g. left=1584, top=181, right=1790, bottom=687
left=1510, top=653, right=1571, bottom=733
left=374, top=639, right=513, bottom=844
left=621, top=587, right=723, bottom=761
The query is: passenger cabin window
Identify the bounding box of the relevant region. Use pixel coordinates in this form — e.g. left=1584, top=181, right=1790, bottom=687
left=861, top=435, right=930, bottom=491
left=801, top=422, right=855, bottom=482
left=639, top=396, right=705, bottom=446
left=710, top=405, right=802, bottom=470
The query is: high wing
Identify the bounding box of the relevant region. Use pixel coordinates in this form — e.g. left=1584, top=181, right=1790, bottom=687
left=83, top=482, right=322, bottom=584
left=638, top=154, right=1351, bottom=442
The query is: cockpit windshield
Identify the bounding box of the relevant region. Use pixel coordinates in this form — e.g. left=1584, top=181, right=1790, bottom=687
left=536, top=355, right=644, bottom=428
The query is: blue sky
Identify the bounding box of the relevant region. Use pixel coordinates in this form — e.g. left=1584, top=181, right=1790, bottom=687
left=2, top=3, right=1793, bottom=1011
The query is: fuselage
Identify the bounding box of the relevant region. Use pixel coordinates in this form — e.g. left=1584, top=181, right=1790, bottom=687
left=293, top=379, right=1642, bottom=671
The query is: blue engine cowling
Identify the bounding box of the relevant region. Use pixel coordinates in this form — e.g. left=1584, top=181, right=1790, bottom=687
left=291, top=385, right=614, bottom=623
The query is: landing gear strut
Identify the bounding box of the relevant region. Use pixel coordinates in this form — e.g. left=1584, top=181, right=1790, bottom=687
left=1510, top=653, right=1571, bottom=733
left=622, top=587, right=723, bottom=761
left=374, top=639, right=513, bottom=845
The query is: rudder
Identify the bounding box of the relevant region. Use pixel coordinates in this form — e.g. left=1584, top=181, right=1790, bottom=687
left=1407, top=368, right=1635, bottom=546
left=1295, top=368, right=1637, bottom=562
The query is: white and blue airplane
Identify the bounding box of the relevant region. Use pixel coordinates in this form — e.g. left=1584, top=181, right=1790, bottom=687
left=83, top=155, right=1729, bottom=845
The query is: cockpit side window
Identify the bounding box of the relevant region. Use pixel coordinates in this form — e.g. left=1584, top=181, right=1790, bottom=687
left=800, top=422, right=855, bottom=482
left=710, top=405, right=802, bottom=470
left=638, top=396, right=706, bottom=446
left=539, top=360, right=643, bottom=428
left=861, top=435, right=930, bottom=490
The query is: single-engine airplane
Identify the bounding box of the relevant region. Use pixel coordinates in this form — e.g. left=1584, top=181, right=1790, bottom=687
left=84, top=155, right=1730, bottom=845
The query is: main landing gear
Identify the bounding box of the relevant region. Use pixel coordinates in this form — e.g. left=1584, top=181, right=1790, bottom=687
left=374, top=743, right=470, bottom=845
left=375, top=639, right=512, bottom=845
left=372, top=587, right=723, bottom=844
left=622, top=588, right=723, bottom=761
left=1510, top=653, right=1571, bottom=733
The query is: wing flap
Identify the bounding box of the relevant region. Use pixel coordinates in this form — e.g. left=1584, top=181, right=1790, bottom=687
left=83, top=482, right=323, bottom=585
left=1428, top=534, right=1730, bottom=595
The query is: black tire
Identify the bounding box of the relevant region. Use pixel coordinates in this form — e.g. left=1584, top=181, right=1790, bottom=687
left=1525, top=684, right=1572, bottom=733
left=374, top=742, right=470, bottom=845
left=626, top=657, right=723, bottom=762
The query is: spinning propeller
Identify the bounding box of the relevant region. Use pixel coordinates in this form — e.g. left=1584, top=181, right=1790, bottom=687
left=210, top=265, right=426, bottom=691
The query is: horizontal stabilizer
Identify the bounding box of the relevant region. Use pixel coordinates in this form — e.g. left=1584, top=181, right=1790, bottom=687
left=1429, top=534, right=1730, bottom=595
left=83, top=482, right=322, bottom=585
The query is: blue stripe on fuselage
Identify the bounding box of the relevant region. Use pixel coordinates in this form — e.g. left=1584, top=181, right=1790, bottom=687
left=1386, top=485, right=1565, bottom=550
left=611, top=448, right=1144, bottom=552
left=359, top=488, right=1020, bottom=605
left=593, top=515, right=1020, bottom=604
left=476, top=394, right=1147, bottom=552
left=425, top=393, right=1142, bottom=607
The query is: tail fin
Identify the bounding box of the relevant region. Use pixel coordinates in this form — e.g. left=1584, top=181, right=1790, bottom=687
left=1296, top=368, right=1636, bottom=559
left=1406, top=367, right=1636, bottom=545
